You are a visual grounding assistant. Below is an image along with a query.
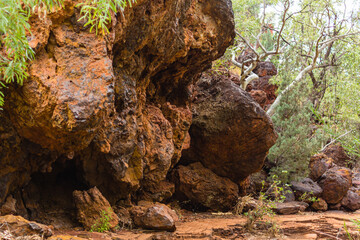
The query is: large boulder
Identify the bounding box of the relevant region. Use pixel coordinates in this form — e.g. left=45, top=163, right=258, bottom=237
left=172, top=162, right=239, bottom=212
left=182, top=73, right=277, bottom=183
left=73, top=187, right=119, bottom=230
left=318, top=167, right=352, bottom=204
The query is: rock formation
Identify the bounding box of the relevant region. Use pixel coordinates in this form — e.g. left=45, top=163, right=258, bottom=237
left=182, top=72, right=277, bottom=183
left=0, top=0, right=278, bottom=230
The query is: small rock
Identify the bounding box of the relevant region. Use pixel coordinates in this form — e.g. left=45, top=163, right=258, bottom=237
left=311, top=198, right=328, bottom=211
left=291, top=178, right=322, bottom=200
left=273, top=201, right=309, bottom=215
left=341, top=188, right=360, bottom=211
left=319, top=167, right=352, bottom=204
left=73, top=187, right=119, bottom=231
left=172, top=162, right=239, bottom=212
left=309, top=153, right=334, bottom=181
left=130, top=202, right=177, bottom=231
left=0, top=215, right=53, bottom=238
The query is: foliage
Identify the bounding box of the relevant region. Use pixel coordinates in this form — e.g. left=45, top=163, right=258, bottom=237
left=90, top=209, right=113, bottom=232
left=77, top=0, right=135, bottom=35
left=235, top=175, right=288, bottom=235
left=268, top=79, right=323, bottom=182
left=0, top=0, right=135, bottom=109
left=229, top=0, right=360, bottom=181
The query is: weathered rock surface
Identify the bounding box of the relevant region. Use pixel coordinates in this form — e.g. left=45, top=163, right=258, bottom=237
left=246, top=61, right=278, bottom=110
left=73, top=187, right=119, bottom=230
left=323, top=143, right=350, bottom=167
left=0, top=195, right=16, bottom=216
left=182, top=73, right=277, bottom=183
left=0, top=0, right=236, bottom=213
left=273, top=201, right=309, bottom=215
left=172, top=162, right=239, bottom=212
left=311, top=198, right=328, bottom=212
left=319, top=167, right=352, bottom=204
left=291, top=178, right=323, bottom=199
left=130, top=202, right=178, bottom=231
left=309, top=153, right=334, bottom=181
left=341, top=187, right=360, bottom=211
left=0, top=215, right=53, bottom=238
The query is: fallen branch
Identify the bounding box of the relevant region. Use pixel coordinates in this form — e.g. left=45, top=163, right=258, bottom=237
left=320, top=130, right=353, bottom=152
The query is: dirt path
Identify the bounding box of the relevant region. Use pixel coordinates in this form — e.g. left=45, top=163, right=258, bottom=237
left=51, top=211, right=360, bottom=240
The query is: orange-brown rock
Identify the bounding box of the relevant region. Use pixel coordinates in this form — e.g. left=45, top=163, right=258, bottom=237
left=319, top=167, right=352, bottom=204
left=73, top=187, right=119, bottom=230
left=182, top=73, right=277, bottom=182
left=0, top=215, right=53, bottom=238
left=311, top=198, right=328, bottom=211
left=0, top=0, right=235, bottom=209
left=341, top=187, right=360, bottom=211
left=249, top=90, right=267, bottom=108
left=309, top=153, right=334, bottom=181
left=323, top=143, right=350, bottom=167
left=172, top=162, right=239, bottom=212
left=130, top=202, right=178, bottom=231
left=246, top=61, right=278, bottom=110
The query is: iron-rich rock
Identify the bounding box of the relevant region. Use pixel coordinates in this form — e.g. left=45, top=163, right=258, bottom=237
left=130, top=202, right=178, bottom=231
left=172, top=162, right=239, bottom=212
left=291, top=178, right=323, bottom=200
left=311, top=198, right=328, bottom=211
left=73, top=187, right=119, bottom=230
left=319, top=167, right=352, bottom=204
left=0, top=0, right=236, bottom=210
left=341, top=188, right=360, bottom=211
left=309, top=153, right=334, bottom=181
left=182, top=73, right=277, bottom=183
left=323, top=143, right=350, bottom=167
left=0, top=215, right=53, bottom=238
left=273, top=201, right=309, bottom=215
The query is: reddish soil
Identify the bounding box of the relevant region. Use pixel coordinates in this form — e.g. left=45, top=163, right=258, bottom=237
left=51, top=211, right=360, bottom=239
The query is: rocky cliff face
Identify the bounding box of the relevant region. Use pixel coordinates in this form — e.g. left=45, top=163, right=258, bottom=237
left=0, top=0, right=276, bottom=225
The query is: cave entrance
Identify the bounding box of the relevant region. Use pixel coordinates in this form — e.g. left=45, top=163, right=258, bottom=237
left=21, top=158, right=89, bottom=229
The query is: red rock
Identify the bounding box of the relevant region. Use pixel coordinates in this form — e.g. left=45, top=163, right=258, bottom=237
left=341, top=188, right=360, bottom=211
left=0, top=0, right=236, bottom=216
left=309, top=153, right=334, bottom=181
left=130, top=202, right=178, bottom=231
left=73, top=187, right=119, bottom=231
left=311, top=198, right=328, bottom=211
left=182, top=73, right=277, bottom=183
left=249, top=90, right=267, bottom=108
left=319, top=167, right=352, bottom=204
left=172, top=162, right=239, bottom=212
left=323, top=143, right=350, bottom=167
left=0, top=215, right=53, bottom=238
